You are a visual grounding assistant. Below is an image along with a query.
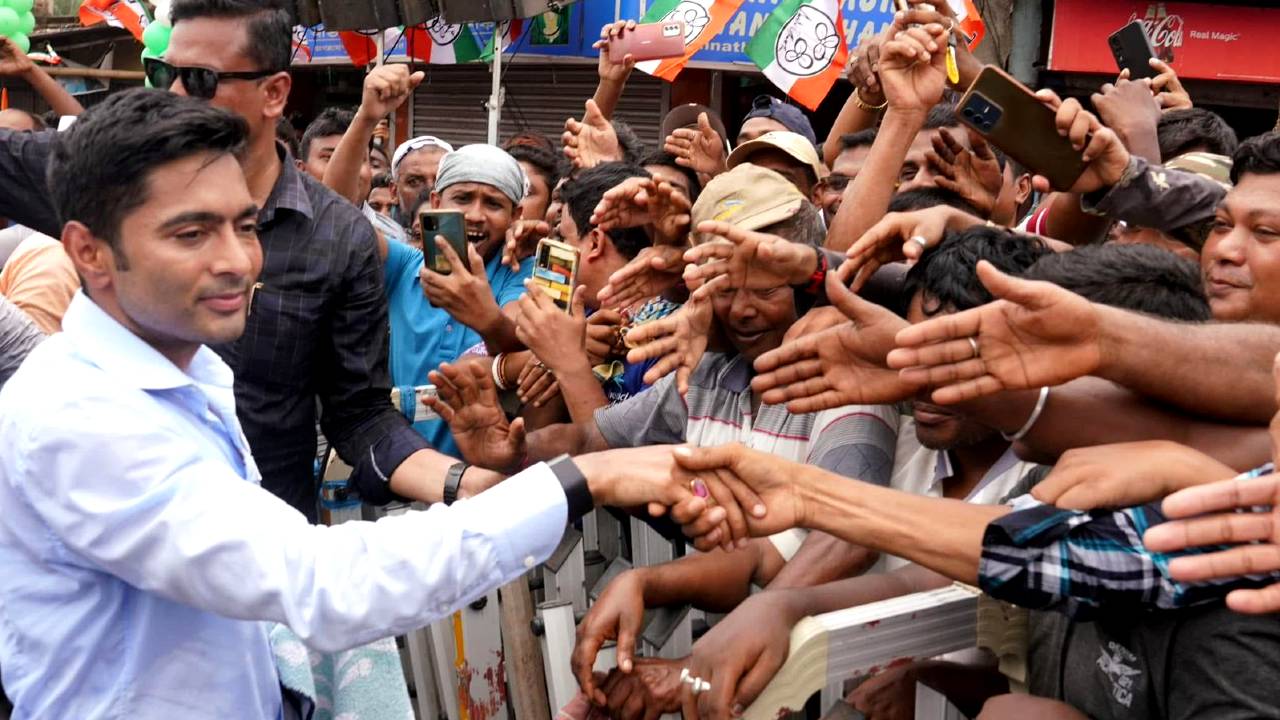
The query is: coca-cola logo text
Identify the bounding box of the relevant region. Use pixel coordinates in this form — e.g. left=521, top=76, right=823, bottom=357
left=1129, top=8, right=1185, bottom=49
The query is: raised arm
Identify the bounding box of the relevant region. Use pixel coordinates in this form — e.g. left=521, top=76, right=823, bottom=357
left=324, top=64, right=422, bottom=205
left=0, top=36, right=83, bottom=118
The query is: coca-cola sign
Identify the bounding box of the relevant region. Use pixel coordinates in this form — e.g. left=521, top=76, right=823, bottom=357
left=1051, top=0, right=1280, bottom=84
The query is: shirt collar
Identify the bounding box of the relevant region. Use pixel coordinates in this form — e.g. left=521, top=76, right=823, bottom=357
left=259, top=143, right=315, bottom=225
left=61, top=291, right=233, bottom=392
left=931, top=444, right=1021, bottom=500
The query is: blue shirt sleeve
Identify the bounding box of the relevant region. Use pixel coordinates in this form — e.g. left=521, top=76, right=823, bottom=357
left=490, top=255, right=534, bottom=308
left=384, top=240, right=423, bottom=297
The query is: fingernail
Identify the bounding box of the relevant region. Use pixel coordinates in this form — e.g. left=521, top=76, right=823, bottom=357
left=753, top=504, right=767, bottom=517
left=693, top=480, right=709, bottom=498
left=621, top=658, right=632, bottom=672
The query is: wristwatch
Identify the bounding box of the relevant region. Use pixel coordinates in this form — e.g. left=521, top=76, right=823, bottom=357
left=547, top=454, right=594, bottom=522
left=443, top=461, right=469, bottom=505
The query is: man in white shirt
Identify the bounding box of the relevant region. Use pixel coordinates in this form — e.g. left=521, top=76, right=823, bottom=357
left=0, top=89, right=725, bottom=720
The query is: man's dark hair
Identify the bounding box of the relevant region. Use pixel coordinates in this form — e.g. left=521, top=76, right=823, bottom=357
left=889, top=187, right=979, bottom=215
left=923, top=104, right=959, bottom=130
left=612, top=120, right=648, bottom=165
left=905, top=226, right=1051, bottom=315
left=1230, top=131, right=1280, bottom=184
left=371, top=171, right=393, bottom=190
left=276, top=117, right=300, bottom=157
left=300, top=107, right=354, bottom=161
left=48, top=88, right=248, bottom=265
left=170, top=0, right=292, bottom=73
left=1158, top=108, right=1239, bottom=161
left=504, top=130, right=556, bottom=154
left=559, top=162, right=651, bottom=260
left=640, top=149, right=702, bottom=202
left=1025, top=244, right=1210, bottom=322
left=839, top=128, right=877, bottom=153
left=507, top=143, right=566, bottom=194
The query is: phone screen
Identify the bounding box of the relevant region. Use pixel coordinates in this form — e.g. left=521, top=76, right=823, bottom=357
left=533, top=240, right=578, bottom=312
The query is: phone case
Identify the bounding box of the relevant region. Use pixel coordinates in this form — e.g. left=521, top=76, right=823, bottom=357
left=1108, top=21, right=1158, bottom=80
left=956, top=66, right=1088, bottom=192
left=608, top=21, right=686, bottom=63
left=419, top=209, right=467, bottom=275
left=533, top=238, right=580, bottom=312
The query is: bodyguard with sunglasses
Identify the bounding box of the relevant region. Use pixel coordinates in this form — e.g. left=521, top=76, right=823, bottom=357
left=0, top=0, right=466, bottom=519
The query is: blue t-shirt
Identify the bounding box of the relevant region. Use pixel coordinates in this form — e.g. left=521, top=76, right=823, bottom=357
left=384, top=239, right=533, bottom=457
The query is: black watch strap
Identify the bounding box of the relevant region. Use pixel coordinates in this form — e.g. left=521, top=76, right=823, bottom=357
left=547, top=454, right=593, bottom=522
left=443, top=461, right=469, bottom=505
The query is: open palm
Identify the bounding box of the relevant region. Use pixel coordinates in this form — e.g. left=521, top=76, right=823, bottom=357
left=426, top=361, right=526, bottom=473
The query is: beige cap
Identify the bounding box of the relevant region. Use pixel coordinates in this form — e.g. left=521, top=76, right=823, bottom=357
left=726, top=130, right=826, bottom=181
left=690, top=163, right=806, bottom=244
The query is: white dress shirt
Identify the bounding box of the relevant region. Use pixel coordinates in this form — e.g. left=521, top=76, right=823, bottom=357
left=0, top=292, right=569, bottom=719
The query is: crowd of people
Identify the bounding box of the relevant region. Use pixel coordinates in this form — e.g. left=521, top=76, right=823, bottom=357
left=1, top=1, right=1280, bottom=719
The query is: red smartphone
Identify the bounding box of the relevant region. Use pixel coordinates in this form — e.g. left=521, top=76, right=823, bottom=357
left=608, top=20, right=686, bottom=63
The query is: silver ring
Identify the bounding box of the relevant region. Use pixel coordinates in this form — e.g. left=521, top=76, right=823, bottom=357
left=680, top=668, right=694, bottom=685
left=968, top=337, right=980, bottom=359
left=693, top=678, right=711, bottom=695
left=909, top=235, right=929, bottom=249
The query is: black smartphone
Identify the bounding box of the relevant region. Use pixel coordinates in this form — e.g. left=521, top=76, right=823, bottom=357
left=419, top=209, right=467, bottom=275
left=1108, top=20, right=1158, bottom=80
left=956, top=66, right=1088, bottom=191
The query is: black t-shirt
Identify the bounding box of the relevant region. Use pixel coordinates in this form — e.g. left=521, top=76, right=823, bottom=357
left=1011, top=467, right=1280, bottom=719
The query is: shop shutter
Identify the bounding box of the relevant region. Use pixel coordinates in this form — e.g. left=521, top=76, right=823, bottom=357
left=411, top=62, right=666, bottom=150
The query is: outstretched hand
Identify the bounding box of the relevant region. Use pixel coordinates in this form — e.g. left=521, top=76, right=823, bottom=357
left=663, top=112, right=727, bottom=178
left=1030, top=88, right=1131, bottom=194
left=425, top=361, right=527, bottom=474
left=843, top=206, right=986, bottom=292
left=564, top=99, right=623, bottom=169
left=682, top=220, right=819, bottom=301
left=624, top=296, right=713, bottom=395
left=598, top=245, right=688, bottom=310
left=591, top=176, right=693, bottom=246
left=753, top=263, right=917, bottom=413
left=887, top=260, right=1105, bottom=404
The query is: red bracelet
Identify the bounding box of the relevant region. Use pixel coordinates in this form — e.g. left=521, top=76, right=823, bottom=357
left=803, top=251, right=828, bottom=296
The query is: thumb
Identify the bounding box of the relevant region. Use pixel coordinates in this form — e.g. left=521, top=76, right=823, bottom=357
left=614, top=605, right=642, bottom=674
left=509, top=416, right=527, bottom=449
left=571, top=285, right=587, bottom=318
left=698, top=111, right=714, bottom=137
left=584, top=98, right=605, bottom=126
left=673, top=444, right=738, bottom=473
left=975, top=260, right=1044, bottom=308
left=466, top=242, right=483, bottom=275
left=827, top=266, right=874, bottom=322
left=408, top=70, right=426, bottom=91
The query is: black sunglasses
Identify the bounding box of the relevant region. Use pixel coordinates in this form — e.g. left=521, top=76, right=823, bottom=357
left=143, top=57, right=279, bottom=99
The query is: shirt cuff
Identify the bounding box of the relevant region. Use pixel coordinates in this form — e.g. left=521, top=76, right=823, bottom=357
left=471, top=462, right=569, bottom=571
left=1080, top=155, right=1145, bottom=216
left=348, top=424, right=433, bottom=506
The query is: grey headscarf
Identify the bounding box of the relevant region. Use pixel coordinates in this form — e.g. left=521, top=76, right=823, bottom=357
left=433, top=144, right=527, bottom=206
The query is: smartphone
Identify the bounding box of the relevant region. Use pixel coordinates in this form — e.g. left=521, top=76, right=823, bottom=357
left=1108, top=20, right=1158, bottom=80
left=956, top=66, right=1088, bottom=191
left=608, top=20, right=686, bottom=63
left=532, top=238, right=579, bottom=313
left=419, top=209, right=467, bottom=275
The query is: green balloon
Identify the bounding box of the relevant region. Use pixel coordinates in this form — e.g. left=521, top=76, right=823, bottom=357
left=9, top=31, right=27, bottom=54
left=142, top=21, right=171, bottom=55
left=17, top=11, right=32, bottom=36
left=0, top=8, right=18, bottom=36
left=7, top=0, right=33, bottom=14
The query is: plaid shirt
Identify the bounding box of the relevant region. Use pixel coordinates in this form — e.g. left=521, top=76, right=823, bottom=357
left=979, top=464, right=1280, bottom=620
left=0, top=132, right=426, bottom=520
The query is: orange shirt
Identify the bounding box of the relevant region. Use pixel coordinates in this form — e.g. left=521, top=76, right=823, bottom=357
left=0, top=233, right=79, bottom=334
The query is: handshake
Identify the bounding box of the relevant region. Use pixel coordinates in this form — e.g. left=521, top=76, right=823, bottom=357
left=560, top=443, right=808, bottom=553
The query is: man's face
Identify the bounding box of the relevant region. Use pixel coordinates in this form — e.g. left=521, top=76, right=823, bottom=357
left=899, top=128, right=973, bottom=195
left=303, top=137, right=373, bottom=202
left=396, top=147, right=446, bottom=216
left=818, top=145, right=871, bottom=223
left=711, top=280, right=798, bottom=363
left=519, top=161, right=551, bottom=225
left=100, top=152, right=262, bottom=358
left=167, top=17, right=282, bottom=142
left=370, top=147, right=390, bottom=174
left=645, top=163, right=694, bottom=202
left=1202, top=173, right=1280, bottom=322
left=368, top=187, right=395, bottom=217
left=738, top=116, right=788, bottom=145
left=432, top=181, right=520, bottom=260
left=906, top=292, right=999, bottom=450
left=744, top=149, right=815, bottom=198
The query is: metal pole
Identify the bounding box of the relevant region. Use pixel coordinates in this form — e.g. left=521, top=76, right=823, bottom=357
left=487, top=25, right=504, bottom=145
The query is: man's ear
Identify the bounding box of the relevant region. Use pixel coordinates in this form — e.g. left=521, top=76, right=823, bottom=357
left=62, top=221, right=115, bottom=294
left=1014, top=172, right=1034, bottom=205
left=430, top=191, right=441, bottom=209
left=261, top=72, right=292, bottom=121
left=586, top=228, right=608, bottom=261
left=511, top=201, right=524, bottom=224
